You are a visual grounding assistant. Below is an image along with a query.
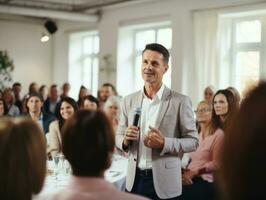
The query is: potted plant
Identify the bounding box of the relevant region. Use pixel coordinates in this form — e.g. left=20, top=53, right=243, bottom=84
left=0, top=50, right=14, bottom=90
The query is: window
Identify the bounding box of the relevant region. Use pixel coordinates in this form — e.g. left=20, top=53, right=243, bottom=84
left=231, top=17, right=263, bottom=96
left=133, top=26, right=172, bottom=91
left=69, top=31, right=99, bottom=98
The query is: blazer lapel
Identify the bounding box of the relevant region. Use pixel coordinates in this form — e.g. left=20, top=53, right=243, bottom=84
left=136, top=91, right=143, bottom=109
left=155, top=87, right=171, bottom=128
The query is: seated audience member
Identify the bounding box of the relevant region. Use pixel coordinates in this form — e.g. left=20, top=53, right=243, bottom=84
left=28, top=82, right=39, bottom=95
left=0, top=98, right=8, bottom=117
left=77, top=85, right=89, bottom=108
left=227, top=86, right=241, bottom=106
left=45, top=110, right=147, bottom=200
left=180, top=101, right=224, bottom=200
left=212, top=89, right=239, bottom=131
left=12, top=82, right=23, bottom=112
left=103, top=96, right=120, bottom=132
left=203, top=85, right=216, bottom=103
left=26, top=93, right=55, bottom=134
left=44, top=84, right=60, bottom=116
left=60, top=82, right=71, bottom=99
left=21, top=95, right=30, bottom=115
left=219, top=82, right=266, bottom=200
left=39, top=85, right=49, bottom=102
left=48, top=97, right=78, bottom=157
left=0, top=118, right=46, bottom=200
left=98, top=83, right=117, bottom=108
left=81, top=95, right=99, bottom=110
left=2, top=88, right=20, bottom=116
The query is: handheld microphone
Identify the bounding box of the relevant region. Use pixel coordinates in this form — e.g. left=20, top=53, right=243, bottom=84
left=129, top=107, right=141, bottom=146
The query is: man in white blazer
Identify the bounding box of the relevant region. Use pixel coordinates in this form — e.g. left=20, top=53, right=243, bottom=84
left=116, top=43, right=198, bottom=199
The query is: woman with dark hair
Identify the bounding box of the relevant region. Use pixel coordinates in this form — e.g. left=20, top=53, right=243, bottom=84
left=180, top=100, right=224, bottom=200
left=39, top=85, right=49, bottom=102
left=45, top=110, right=147, bottom=200
left=0, top=118, right=46, bottom=200
left=48, top=97, right=78, bottom=157
left=227, top=86, right=241, bottom=106
left=212, top=89, right=239, bottom=131
left=77, top=85, right=89, bottom=108
left=219, top=82, right=266, bottom=200
left=28, top=82, right=39, bottom=95
left=0, top=98, right=8, bottom=116
left=81, top=95, right=99, bottom=110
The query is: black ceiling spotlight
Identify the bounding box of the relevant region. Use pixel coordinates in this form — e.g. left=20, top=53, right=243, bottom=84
left=44, top=20, right=58, bottom=34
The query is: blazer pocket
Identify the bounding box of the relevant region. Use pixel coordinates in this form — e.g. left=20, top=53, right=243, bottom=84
left=165, top=160, right=178, bottom=169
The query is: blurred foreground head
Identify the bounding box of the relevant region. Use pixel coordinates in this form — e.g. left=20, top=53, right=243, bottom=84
left=220, top=82, right=266, bottom=200
left=62, top=110, right=115, bottom=177
left=0, top=118, right=46, bottom=200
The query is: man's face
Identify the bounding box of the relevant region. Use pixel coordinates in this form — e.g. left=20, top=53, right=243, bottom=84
left=99, top=86, right=112, bottom=102
left=27, top=96, right=43, bottom=114
left=13, top=85, right=21, bottom=95
left=63, top=84, right=70, bottom=93
left=141, top=50, right=168, bottom=85
left=50, top=87, right=58, bottom=100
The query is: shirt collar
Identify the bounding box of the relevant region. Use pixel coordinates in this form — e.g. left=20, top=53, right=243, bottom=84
left=39, top=112, right=43, bottom=120
left=142, top=84, right=165, bottom=101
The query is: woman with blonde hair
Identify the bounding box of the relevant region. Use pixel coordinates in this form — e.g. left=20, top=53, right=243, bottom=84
left=103, top=96, right=121, bottom=132
left=0, top=118, right=46, bottom=200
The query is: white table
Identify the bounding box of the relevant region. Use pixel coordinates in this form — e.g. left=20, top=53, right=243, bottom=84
left=37, top=154, right=128, bottom=197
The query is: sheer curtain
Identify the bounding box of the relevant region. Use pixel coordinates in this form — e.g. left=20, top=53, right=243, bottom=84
left=193, top=11, right=219, bottom=103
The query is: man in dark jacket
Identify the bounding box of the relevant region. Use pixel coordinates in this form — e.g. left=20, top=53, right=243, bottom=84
left=26, top=93, right=55, bottom=134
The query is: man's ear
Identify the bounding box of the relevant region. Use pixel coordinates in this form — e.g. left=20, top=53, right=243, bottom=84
left=164, top=64, right=169, bottom=73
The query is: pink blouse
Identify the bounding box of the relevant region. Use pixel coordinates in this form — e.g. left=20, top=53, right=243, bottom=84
left=188, top=128, right=224, bottom=182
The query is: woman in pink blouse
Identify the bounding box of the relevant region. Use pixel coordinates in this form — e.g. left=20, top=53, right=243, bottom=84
left=180, top=100, right=224, bottom=200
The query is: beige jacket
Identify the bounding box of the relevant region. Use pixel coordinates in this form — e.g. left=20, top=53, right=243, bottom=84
left=116, top=86, right=198, bottom=199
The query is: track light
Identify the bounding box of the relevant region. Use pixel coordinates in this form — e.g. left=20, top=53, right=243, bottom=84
left=41, top=33, right=49, bottom=42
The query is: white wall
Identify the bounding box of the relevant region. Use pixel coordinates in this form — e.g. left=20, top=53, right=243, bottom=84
left=0, top=18, right=52, bottom=95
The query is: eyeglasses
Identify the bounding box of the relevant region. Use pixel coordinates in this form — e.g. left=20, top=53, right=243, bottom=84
left=194, top=108, right=211, bottom=113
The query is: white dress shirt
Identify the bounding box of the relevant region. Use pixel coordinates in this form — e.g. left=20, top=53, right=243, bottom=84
left=138, top=84, right=165, bottom=170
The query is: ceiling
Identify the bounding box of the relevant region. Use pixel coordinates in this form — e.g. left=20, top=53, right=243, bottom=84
left=0, top=0, right=137, bottom=12
left=0, top=0, right=141, bottom=22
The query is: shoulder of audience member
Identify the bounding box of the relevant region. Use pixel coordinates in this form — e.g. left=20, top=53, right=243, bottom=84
left=213, top=128, right=224, bottom=136
left=49, top=120, right=59, bottom=128
left=43, top=111, right=56, bottom=121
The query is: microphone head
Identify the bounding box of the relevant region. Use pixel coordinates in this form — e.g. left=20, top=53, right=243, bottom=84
left=134, top=107, right=141, bottom=115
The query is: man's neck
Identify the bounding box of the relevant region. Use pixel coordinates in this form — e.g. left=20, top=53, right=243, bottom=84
left=144, top=82, right=162, bottom=99
left=50, top=97, right=58, bottom=103
left=29, top=111, right=41, bottom=121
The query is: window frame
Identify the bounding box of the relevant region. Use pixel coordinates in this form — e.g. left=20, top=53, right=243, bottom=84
left=132, top=25, right=172, bottom=91
left=231, top=16, right=265, bottom=92
left=68, top=31, right=99, bottom=97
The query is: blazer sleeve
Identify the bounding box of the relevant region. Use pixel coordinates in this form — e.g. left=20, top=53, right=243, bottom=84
left=161, top=96, right=199, bottom=155
left=48, top=121, right=61, bottom=157
left=116, top=97, right=128, bottom=152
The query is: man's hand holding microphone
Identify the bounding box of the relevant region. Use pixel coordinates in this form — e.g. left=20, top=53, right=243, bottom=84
left=123, top=107, right=165, bottom=150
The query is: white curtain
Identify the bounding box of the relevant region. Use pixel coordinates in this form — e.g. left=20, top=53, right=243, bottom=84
left=217, top=16, right=233, bottom=89
left=193, top=11, right=219, bottom=104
